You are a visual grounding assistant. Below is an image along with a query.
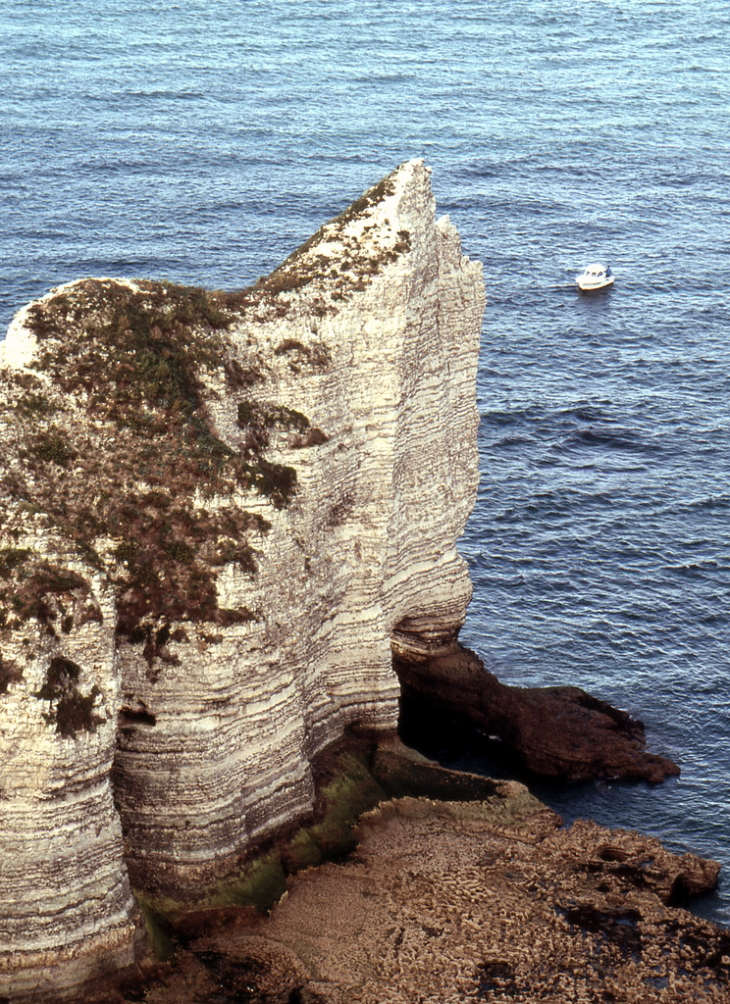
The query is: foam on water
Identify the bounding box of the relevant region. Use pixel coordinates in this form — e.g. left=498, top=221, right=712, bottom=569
left=2, top=0, right=729, bottom=924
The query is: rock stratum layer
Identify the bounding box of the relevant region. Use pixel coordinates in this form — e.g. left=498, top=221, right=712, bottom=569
left=0, top=161, right=484, bottom=999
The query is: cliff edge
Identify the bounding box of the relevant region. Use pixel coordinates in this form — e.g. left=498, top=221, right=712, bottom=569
left=0, top=161, right=485, bottom=1000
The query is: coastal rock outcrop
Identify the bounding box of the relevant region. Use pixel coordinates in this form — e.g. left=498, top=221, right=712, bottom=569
left=396, top=644, right=680, bottom=782
left=0, top=161, right=484, bottom=998
left=0, top=159, right=692, bottom=1002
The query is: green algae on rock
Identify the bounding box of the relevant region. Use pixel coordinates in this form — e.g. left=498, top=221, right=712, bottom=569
left=83, top=773, right=723, bottom=1004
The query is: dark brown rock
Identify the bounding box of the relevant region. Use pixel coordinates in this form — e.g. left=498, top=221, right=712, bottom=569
left=394, top=643, right=680, bottom=782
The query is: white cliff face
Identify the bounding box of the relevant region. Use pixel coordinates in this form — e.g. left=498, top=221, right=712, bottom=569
left=0, top=547, right=138, bottom=1000
left=0, top=160, right=484, bottom=997
left=113, top=161, right=484, bottom=897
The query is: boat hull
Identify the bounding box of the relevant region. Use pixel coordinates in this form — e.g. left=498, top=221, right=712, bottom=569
left=576, top=275, right=615, bottom=291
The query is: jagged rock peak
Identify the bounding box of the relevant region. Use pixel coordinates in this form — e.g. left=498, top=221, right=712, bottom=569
left=0, top=160, right=485, bottom=1000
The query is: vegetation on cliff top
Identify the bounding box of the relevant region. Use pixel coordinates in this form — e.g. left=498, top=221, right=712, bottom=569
left=0, top=278, right=298, bottom=655
left=0, top=165, right=411, bottom=669
left=224, top=167, right=411, bottom=321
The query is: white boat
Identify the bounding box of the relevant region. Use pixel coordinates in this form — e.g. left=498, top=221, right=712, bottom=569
left=576, top=263, right=614, bottom=291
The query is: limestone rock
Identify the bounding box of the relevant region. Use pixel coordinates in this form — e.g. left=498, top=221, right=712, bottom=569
left=0, top=536, right=139, bottom=1000
left=0, top=160, right=484, bottom=998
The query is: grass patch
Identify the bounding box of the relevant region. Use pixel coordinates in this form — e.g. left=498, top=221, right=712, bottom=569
left=0, top=653, right=23, bottom=694
left=0, top=557, right=91, bottom=633
left=29, top=428, right=75, bottom=468
left=0, top=548, right=31, bottom=579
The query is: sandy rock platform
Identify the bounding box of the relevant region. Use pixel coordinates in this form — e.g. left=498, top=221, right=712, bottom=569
left=98, top=789, right=727, bottom=1004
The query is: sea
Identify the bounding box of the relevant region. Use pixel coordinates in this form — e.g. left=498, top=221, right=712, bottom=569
left=1, top=0, right=729, bottom=926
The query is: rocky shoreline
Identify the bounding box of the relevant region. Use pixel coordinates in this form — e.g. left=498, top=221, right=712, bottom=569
left=83, top=734, right=725, bottom=1004
left=395, top=643, right=679, bottom=784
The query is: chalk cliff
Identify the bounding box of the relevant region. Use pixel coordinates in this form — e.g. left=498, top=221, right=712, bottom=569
left=0, top=160, right=485, bottom=999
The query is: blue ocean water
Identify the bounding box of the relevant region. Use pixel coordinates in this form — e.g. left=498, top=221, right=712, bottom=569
left=2, top=1, right=729, bottom=923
